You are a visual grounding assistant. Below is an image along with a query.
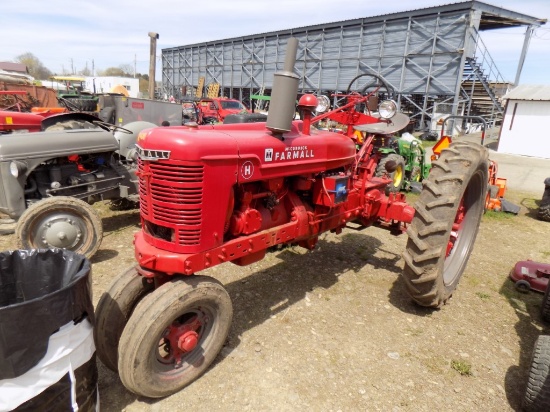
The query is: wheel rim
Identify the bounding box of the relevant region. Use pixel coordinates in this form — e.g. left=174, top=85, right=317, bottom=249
left=411, top=166, right=421, bottom=182
left=443, top=170, right=485, bottom=285
left=393, top=165, right=403, bottom=188
left=152, top=304, right=216, bottom=375
left=29, top=210, right=92, bottom=251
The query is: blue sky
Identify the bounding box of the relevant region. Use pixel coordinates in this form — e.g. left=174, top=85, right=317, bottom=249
left=1, top=0, right=549, bottom=85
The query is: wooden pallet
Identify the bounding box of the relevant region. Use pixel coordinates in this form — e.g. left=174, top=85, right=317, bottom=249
left=206, top=83, right=220, bottom=98
left=195, top=77, right=205, bottom=98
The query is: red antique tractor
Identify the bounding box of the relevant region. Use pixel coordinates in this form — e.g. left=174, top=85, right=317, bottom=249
left=94, top=38, right=489, bottom=398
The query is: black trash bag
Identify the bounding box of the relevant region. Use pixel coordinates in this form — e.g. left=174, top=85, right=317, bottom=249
left=0, top=249, right=93, bottom=380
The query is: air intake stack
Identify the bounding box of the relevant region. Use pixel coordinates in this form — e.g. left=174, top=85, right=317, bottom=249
left=266, top=37, right=300, bottom=137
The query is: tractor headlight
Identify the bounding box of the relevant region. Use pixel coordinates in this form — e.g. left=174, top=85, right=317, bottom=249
left=315, top=95, right=331, bottom=113
left=379, top=100, right=397, bottom=119
left=9, top=161, right=27, bottom=178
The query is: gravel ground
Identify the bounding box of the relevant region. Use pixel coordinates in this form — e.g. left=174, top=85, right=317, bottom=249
left=2, top=185, right=547, bottom=411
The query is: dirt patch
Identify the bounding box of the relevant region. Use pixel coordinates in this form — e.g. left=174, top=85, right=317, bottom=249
left=0, top=189, right=547, bottom=411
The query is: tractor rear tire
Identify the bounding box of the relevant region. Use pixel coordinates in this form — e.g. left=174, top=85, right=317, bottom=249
left=16, top=196, right=103, bottom=259
left=402, top=141, right=488, bottom=308
left=538, top=178, right=550, bottom=222
left=376, top=153, right=406, bottom=193
left=541, top=284, right=550, bottom=324
left=523, top=335, right=550, bottom=412
left=539, top=206, right=550, bottom=222
left=94, top=266, right=154, bottom=372
left=118, top=275, right=233, bottom=398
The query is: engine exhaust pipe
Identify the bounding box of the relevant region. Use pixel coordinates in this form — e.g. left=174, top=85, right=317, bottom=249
left=266, top=37, right=300, bottom=137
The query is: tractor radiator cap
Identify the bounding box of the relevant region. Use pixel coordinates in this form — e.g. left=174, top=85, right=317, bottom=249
left=353, top=112, right=410, bottom=134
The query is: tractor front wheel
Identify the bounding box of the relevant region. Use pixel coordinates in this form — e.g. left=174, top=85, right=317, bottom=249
left=94, top=266, right=154, bottom=372
left=376, top=153, right=406, bottom=193
left=117, top=276, right=233, bottom=398
left=402, top=141, right=488, bottom=308
left=16, top=196, right=103, bottom=259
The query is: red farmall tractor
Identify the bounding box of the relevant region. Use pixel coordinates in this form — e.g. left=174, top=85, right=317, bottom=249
left=94, top=38, right=489, bottom=398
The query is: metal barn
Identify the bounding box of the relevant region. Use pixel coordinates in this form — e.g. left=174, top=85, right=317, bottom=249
left=161, top=1, right=545, bottom=132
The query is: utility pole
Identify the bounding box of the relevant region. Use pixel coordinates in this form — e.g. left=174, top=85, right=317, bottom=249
left=148, top=32, right=159, bottom=99
left=92, top=59, right=95, bottom=76
left=134, top=54, right=137, bottom=78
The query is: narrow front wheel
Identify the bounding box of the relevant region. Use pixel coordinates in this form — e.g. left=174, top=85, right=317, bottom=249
left=94, top=266, right=154, bottom=372
left=118, top=276, right=233, bottom=398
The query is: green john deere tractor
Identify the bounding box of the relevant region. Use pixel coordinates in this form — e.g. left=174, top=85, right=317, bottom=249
left=340, top=71, right=431, bottom=193
left=375, top=132, right=431, bottom=192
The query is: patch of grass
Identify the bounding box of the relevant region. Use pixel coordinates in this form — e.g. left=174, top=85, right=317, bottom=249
left=355, top=249, right=370, bottom=261
left=466, top=276, right=482, bottom=287
left=404, top=192, right=420, bottom=206
left=482, top=210, right=516, bottom=221
left=422, top=355, right=447, bottom=374
left=451, top=359, right=472, bottom=376
left=405, top=327, right=423, bottom=337
left=475, top=292, right=490, bottom=300
left=521, top=197, right=539, bottom=210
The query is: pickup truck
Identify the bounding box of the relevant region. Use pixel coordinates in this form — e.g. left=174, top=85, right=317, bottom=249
left=197, top=97, right=249, bottom=123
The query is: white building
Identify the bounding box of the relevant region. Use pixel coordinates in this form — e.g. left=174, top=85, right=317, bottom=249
left=84, top=76, right=140, bottom=98
left=498, top=85, right=550, bottom=159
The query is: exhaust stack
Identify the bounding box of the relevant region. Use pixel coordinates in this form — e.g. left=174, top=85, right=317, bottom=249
left=148, top=32, right=159, bottom=100
left=266, top=37, right=300, bottom=137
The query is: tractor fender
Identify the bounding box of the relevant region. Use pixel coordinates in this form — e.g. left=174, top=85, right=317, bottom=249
left=114, top=121, right=157, bottom=160
left=0, top=128, right=119, bottom=163
left=378, top=147, right=397, bottom=155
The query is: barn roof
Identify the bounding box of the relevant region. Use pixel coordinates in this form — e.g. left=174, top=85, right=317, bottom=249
left=504, top=85, right=550, bottom=101
left=0, top=62, right=28, bottom=74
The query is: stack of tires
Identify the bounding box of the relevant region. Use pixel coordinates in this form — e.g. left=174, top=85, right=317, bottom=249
left=0, top=249, right=98, bottom=411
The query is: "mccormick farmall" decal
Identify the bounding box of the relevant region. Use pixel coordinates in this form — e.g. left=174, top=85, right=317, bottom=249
left=265, top=146, right=315, bottom=162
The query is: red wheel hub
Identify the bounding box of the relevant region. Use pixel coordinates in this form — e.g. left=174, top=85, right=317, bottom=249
left=178, top=331, right=199, bottom=352
left=163, top=314, right=204, bottom=364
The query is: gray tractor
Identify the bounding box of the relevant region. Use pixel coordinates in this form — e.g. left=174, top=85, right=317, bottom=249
left=0, top=119, right=157, bottom=258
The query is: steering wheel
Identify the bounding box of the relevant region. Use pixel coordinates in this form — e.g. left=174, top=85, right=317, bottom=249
left=346, top=72, right=395, bottom=99
left=93, top=120, right=133, bottom=134
left=341, top=73, right=394, bottom=109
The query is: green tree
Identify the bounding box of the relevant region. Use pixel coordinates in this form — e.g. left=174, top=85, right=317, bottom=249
left=98, top=67, right=125, bottom=77
left=98, top=64, right=134, bottom=77
left=15, top=52, right=52, bottom=80
left=139, top=77, right=149, bottom=94
left=119, top=64, right=134, bottom=77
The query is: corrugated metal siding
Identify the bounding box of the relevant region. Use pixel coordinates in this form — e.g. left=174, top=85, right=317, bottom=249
left=162, top=9, right=468, bottom=99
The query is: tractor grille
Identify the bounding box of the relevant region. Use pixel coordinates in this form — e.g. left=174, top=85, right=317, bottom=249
left=138, top=159, right=204, bottom=246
